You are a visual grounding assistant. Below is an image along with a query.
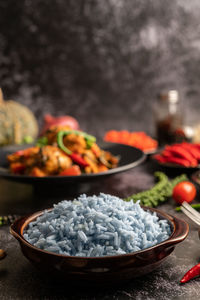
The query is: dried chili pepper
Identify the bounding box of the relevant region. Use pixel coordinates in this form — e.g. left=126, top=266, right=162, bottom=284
left=180, top=263, right=200, bottom=283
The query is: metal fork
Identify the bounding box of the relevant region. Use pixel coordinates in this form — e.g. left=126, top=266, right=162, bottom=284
left=181, top=201, right=200, bottom=226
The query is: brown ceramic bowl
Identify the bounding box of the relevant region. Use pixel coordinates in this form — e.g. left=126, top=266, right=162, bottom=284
left=10, top=207, right=189, bottom=286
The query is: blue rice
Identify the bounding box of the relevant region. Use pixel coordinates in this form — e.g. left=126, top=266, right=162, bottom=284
left=24, top=193, right=171, bottom=257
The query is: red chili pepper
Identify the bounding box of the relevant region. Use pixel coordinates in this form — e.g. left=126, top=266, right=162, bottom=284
left=56, top=131, right=90, bottom=167
left=192, top=144, right=200, bottom=160
left=69, top=153, right=88, bottom=168
left=153, top=154, right=166, bottom=163
left=160, top=156, right=190, bottom=167
left=193, top=144, right=200, bottom=150
left=161, top=150, right=175, bottom=158
left=180, top=263, right=200, bottom=283
left=180, top=143, right=200, bottom=161
left=165, top=145, right=197, bottom=166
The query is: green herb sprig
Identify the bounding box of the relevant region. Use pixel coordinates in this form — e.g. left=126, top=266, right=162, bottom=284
left=125, top=172, right=188, bottom=207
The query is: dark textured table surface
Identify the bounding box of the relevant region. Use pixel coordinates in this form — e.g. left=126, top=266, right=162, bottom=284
left=1, top=159, right=200, bottom=300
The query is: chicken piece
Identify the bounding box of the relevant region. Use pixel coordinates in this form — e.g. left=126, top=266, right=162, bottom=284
left=29, top=167, right=46, bottom=177
left=91, top=143, right=101, bottom=158
left=8, top=145, right=72, bottom=175
left=98, top=164, right=109, bottom=172
left=7, top=147, right=39, bottom=163
left=44, top=125, right=72, bottom=145
left=84, top=166, right=92, bottom=174
left=83, top=155, right=99, bottom=173
left=34, top=146, right=72, bottom=175
left=63, top=134, right=87, bottom=154
left=83, top=149, right=98, bottom=161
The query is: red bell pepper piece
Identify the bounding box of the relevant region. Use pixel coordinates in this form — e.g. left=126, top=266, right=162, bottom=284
left=59, top=165, right=81, bottom=176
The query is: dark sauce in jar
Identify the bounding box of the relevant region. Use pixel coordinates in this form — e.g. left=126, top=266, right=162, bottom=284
left=154, top=90, right=185, bottom=146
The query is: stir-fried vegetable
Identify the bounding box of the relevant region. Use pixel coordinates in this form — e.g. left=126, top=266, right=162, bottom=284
left=57, top=130, right=96, bottom=151
left=7, top=127, right=119, bottom=176
left=57, top=130, right=96, bottom=167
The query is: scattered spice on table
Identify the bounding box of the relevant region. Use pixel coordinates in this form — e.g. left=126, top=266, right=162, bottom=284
left=180, top=263, right=200, bottom=283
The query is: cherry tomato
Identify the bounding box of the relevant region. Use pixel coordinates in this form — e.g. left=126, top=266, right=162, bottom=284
left=172, top=181, right=196, bottom=204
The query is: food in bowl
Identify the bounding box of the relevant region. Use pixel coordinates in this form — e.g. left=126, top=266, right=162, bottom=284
left=7, top=127, right=119, bottom=176
left=154, top=142, right=200, bottom=167
left=104, top=130, right=158, bottom=152
left=24, top=193, right=171, bottom=257
left=11, top=202, right=189, bottom=284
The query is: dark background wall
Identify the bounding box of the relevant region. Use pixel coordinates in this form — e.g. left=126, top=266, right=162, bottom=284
left=0, top=0, right=200, bottom=138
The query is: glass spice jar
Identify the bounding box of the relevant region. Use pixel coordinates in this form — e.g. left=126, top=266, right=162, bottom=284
left=154, top=90, right=185, bottom=146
